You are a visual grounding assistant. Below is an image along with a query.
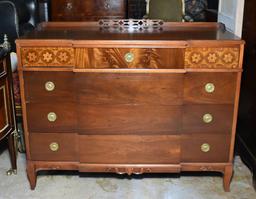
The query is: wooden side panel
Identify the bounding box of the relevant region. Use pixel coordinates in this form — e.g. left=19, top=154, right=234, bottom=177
left=21, top=48, right=75, bottom=67
left=78, top=105, right=182, bottom=134
left=184, top=73, right=237, bottom=104
left=79, top=135, right=180, bottom=164
left=76, top=73, right=183, bottom=105
left=182, top=105, right=234, bottom=133
left=26, top=102, right=77, bottom=133
left=30, top=133, right=78, bottom=161
left=181, top=134, right=230, bottom=162
left=185, top=48, right=240, bottom=69
left=75, top=48, right=184, bottom=69
left=0, top=59, right=6, bottom=75
left=0, top=81, right=8, bottom=137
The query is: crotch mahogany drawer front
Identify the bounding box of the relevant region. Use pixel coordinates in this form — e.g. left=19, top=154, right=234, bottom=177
left=185, top=47, right=240, bottom=69
left=78, top=105, right=182, bottom=135
left=26, top=102, right=76, bottom=133
left=24, top=72, right=74, bottom=103
left=76, top=73, right=183, bottom=105
left=30, top=133, right=78, bottom=161
left=20, top=47, right=75, bottom=67
left=182, top=105, right=234, bottom=133
left=75, top=48, right=185, bottom=69
left=181, top=134, right=230, bottom=162
left=79, top=135, right=180, bottom=164
left=184, top=73, right=237, bottom=104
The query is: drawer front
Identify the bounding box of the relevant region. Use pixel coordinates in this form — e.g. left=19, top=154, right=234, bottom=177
left=51, top=0, right=82, bottom=21
left=182, top=105, right=234, bottom=133
left=76, top=73, right=183, bottom=105
left=75, top=48, right=184, bottom=69
left=26, top=103, right=76, bottom=133
left=185, top=48, right=240, bottom=69
left=184, top=73, right=237, bottom=104
left=79, top=135, right=180, bottom=164
left=24, top=72, right=74, bottom=103
left=21, top=48, right=75, bottom=67
left=81, top=0, right=126, bottom=15
left=78, top=105, right=182, bottom=134
left=181, top=134, right=230, bottom=162
left=30, top=133, right=78, bottom=161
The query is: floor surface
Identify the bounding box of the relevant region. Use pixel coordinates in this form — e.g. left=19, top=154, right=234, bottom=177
left=0, top=150, right=255, bottom=199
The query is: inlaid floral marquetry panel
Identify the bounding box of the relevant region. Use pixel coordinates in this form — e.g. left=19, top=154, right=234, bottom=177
left=185, top=48, right=240, bottom=69
left=21, top=48, right=75, bottom=67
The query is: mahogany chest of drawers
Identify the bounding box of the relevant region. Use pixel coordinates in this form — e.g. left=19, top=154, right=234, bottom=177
left=16, top=20, right=244, bottom=191
left=50, top=0, right=127, bottom=21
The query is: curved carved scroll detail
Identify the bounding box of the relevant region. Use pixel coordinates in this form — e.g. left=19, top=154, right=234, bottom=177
left=185, top=48, right=240, bottom=69
left=106, top=167, right=152, bottom=175
left=21, top=48, right=75, bottom=67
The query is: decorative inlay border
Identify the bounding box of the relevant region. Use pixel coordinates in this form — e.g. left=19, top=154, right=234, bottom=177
left=185, top=48, right=240, bottom=69
left=21, top=48, right=75, bottom=67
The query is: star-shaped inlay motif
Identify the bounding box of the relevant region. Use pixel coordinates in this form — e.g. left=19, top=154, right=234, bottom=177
left=58, top=52, right=68, bottom=62
left=223, top=53, right=233, bottom=63
left=42, top=52, right=53, bottom=63
left=207, top=53, right=218, bottom=63
left=191, top=53, right=202, bottom=63
left=26, top=52, right=37, bottom=62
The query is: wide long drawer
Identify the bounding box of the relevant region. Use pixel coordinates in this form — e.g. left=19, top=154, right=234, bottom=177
left=79, top=135, right=180, bottom=164
left=76, top=73, right=183, bottom=105
left=78, top=105, right=182, bottom=134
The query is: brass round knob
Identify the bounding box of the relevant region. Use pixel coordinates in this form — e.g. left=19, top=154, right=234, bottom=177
left=49, top=142, right=59, bottom=152
left=201, top=143, right=210, bottom=153
left=124, top=52, right=135, bottom=63
left=203, top=113, right=213, bottom=123
left=205, top=83, right=215, bottom=93
left=45, top=81, right=55, bottom=91
left=66, top=2, right=73, bottom=10
left=47, top=112, right=57, bottom=122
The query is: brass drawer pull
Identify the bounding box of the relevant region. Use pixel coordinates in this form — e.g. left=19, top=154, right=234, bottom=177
left=66, top=2, right=73, bottom=10
left=203, top=113, right=213, bottom=123
left=201, top=143, right=210, bottom=153
left=49, top=142, right=59, bottom=152
left=45, top=81, right=55, bottom=91
left=124, top=52, right=135, bottom=63
left=47, top=112, right=57, bottom=122
left=205, top=83, right=215, bottom=93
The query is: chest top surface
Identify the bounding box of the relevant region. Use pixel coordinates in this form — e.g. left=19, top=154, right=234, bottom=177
left=16, top=21, right=242, bottom=44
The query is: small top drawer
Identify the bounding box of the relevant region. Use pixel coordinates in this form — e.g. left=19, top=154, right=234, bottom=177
left=185, top=48, right=240, bottom=69
left=75, top=48, right=184, bottom=69
left=20, top=48, right=75, bottom=67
